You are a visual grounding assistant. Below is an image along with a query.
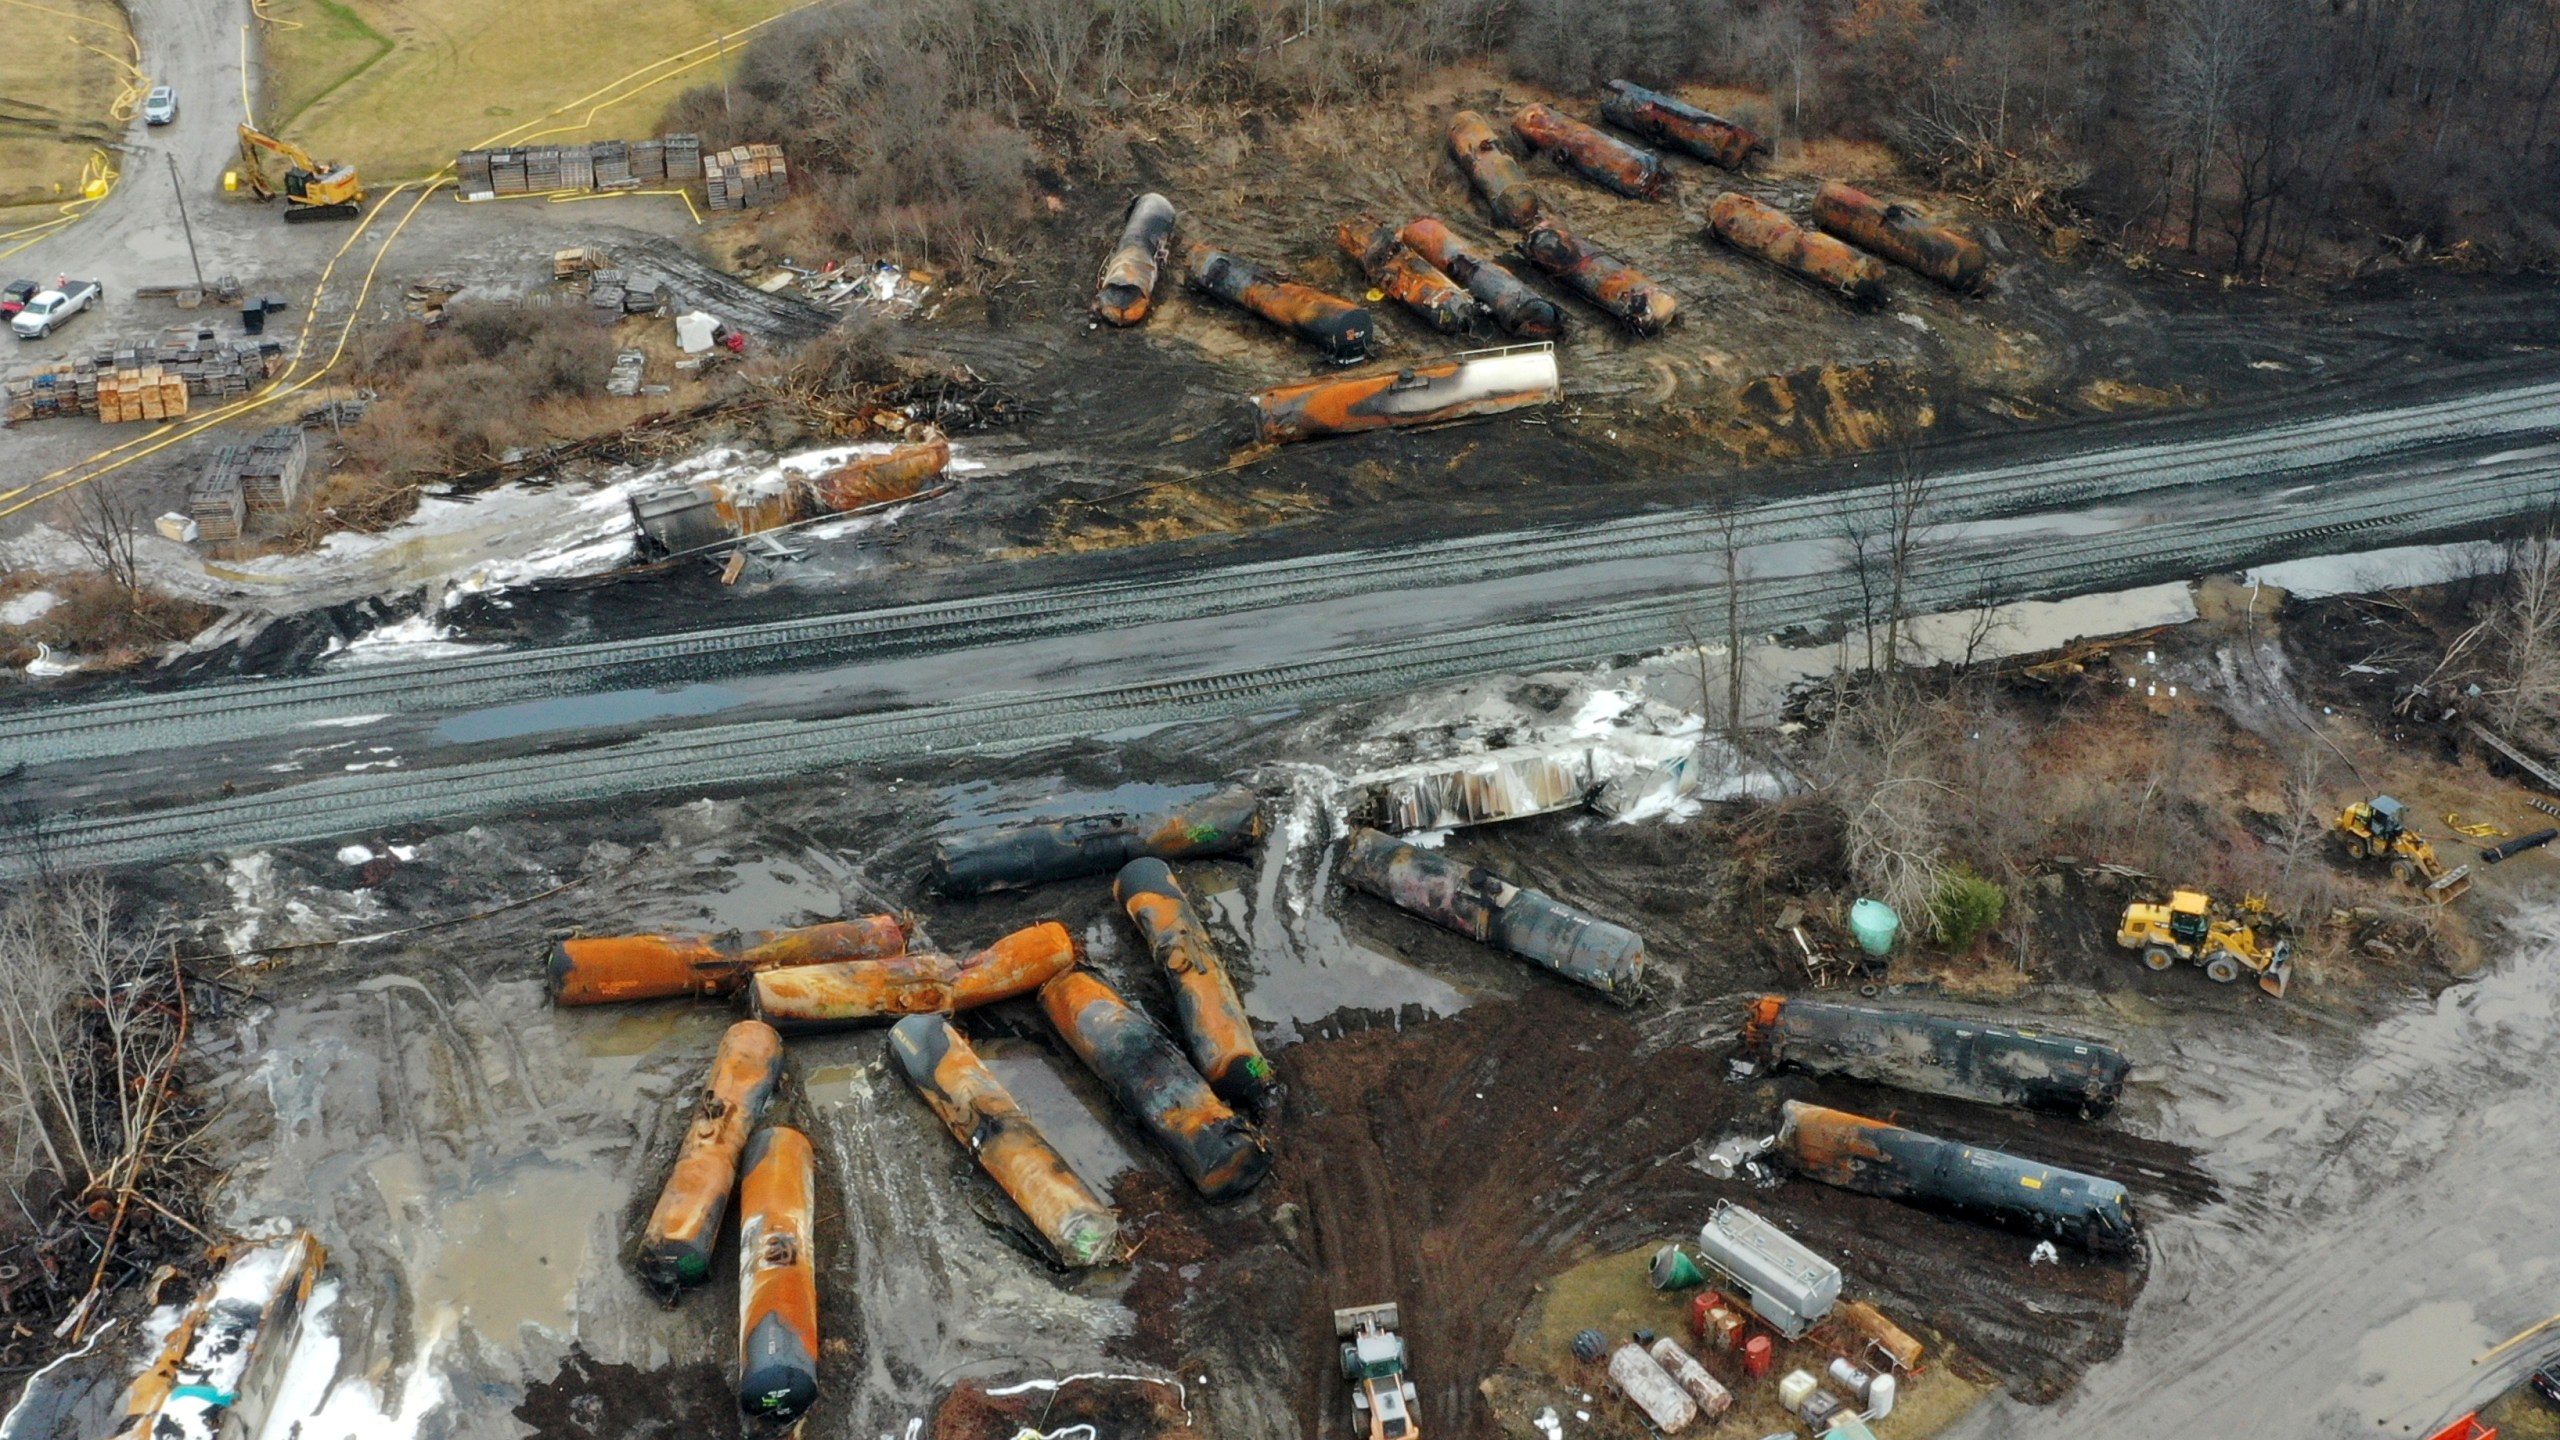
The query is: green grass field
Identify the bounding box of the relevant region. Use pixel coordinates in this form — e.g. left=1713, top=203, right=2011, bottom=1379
left=260, top=0, right=805, bottom=180
left=0, top=0, right=136, bottom=211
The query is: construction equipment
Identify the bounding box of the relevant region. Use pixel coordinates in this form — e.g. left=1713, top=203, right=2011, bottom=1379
left=2115, top=889, right=2294, bottom=996
left=1334, top=1303, right=1420, bottom=1440
left=2336, top=795, right=2473, bottom=902
left=234, top=125, right=364, bottom=222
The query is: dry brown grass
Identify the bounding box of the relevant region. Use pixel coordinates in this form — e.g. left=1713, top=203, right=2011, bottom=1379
left=0, top=0, right=135, bottom=210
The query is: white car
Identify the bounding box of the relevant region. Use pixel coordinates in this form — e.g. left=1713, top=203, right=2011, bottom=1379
left=143, top=86, right=177, bottom=125
left=11, top=280, right=100, bottom=340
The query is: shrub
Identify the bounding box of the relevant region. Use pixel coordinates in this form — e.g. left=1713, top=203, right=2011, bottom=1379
left=1929, top=866, right=2007, bottom=954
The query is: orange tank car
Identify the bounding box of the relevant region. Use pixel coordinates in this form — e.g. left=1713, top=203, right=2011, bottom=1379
left=1039, top=969, right=1271, bottom=1201
left=1115, top=857, right=1279, bottom=1116
left=1399, top=217, right=1565, bottom=340
left=737, top=1125, right=820, bottom=1425
left=804, top=436, right=951, bottom=513
left=637, top=1019, right=786, bottom=1294
left=1599, top=80, right=1767, bottom=171
left=1811, top=181, right=1989, bottom=293
left=1511, top=103, right=1665, bottom=199
left=1708, top=192, right=1889, bottom=306
left=1519, top=219, right=1678, bottom=335
left=889, top=1014, right=1122, bottom=1266
left=1186, top=244, right=1375, bottom=363
left=749, top=921, right=1078, bottom=1034
left=548, top=914, right=910, bottom=1006
left=1250, top=346, right=1560, bottom=446
left=1448, top=110, right=1545, bottom=229
left=1336, top=214, right=1485, bottom=335
left=1095, top=191, right=1178, bottom=325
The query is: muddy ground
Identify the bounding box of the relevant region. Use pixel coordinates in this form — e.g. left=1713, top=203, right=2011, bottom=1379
left=16, top=570, right=2554, bottom=1440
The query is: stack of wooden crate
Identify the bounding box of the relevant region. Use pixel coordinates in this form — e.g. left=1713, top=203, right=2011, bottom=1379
left=663, top=133, right=702, bottom=181
left=590, top=139, right=632, bottom=187
left=239, top=426, right=311, bottom=513
left=190, top=446, right=249, bottom=541
left=486, top=148, right=529, bottom=195
left=95, top=367, right=189, bottom=423
left=559, top=144, right=596, bottom=191
left=702, top=144, right=788, bottom=210
left=459, top=150, right=497, bottom=196
left=631, top=139, right=667, bottom=183
left=457, top=133, right=705, bottom=198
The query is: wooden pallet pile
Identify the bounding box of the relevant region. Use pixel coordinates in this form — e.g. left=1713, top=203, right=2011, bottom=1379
left=239, top=426, right=311, bottom=512
left=189, top=446, right=250, bottom=541
left=95, top=366, right=190, bottom=423
left=702, top=143, right=788, bottom=210
left=456, top=134, right=708, bottom=199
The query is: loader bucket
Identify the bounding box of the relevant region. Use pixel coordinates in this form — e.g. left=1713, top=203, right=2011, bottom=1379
left=1334, top=1302, right=1400, bottom=1337
left=2259, top=940, right=2293, bottom=998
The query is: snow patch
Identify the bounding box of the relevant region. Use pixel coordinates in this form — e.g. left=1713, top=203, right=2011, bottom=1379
left=334, top=845, right=374, bottom=866
left=254, top=1279, right=450, bottom=1440
left=0, top=590, right=57, bottom=627
left=302, top=713, right=389, bottom=729
left=322, top=615, right=500, bottom=668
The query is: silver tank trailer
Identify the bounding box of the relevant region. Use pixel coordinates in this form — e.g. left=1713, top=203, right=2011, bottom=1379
left=1692, top=1200, right=1840, bottom=1339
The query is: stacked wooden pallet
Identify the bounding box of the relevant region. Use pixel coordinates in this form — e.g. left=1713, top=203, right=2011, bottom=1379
left=190, top=446, right=250, bottom=541
left=455, top=134, right=708, bottom=199
left=239, top=426, right=311, bottom=512
left=459, top=150, right=496, bottom=195
left=589, top=268, right=627, bottom=313
left=3, top=333, right=286, bottom=424
left=95, top=366, right=190, bottom=423
left=631, top=139, right=667, bottom=183
left=559, top=144, right=595, bottom=191
left=664, top=133, right=702, bottom=181
left=590, top=139, right=632, bottom=188
left=703, top=143, right=788, bottom=210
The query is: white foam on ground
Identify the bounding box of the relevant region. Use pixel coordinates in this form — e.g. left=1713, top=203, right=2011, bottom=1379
left=0, top=590, right=57, bottom=627
left=321, top=615, right=502, bottom=668
left=254, top=1280, right=449, bottom=1440
left=302, top=713, right=388, bottom=729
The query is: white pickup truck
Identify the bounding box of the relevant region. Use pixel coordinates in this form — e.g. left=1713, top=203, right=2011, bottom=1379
left=11, top=279, right=100, bottom=340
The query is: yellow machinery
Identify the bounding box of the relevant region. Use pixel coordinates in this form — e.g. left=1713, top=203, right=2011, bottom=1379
left=2336, top=795, right=2472, bottom=902
left=2116, top=889, right=2294, bottom=997
left=234, top=125, right=364, bottom=222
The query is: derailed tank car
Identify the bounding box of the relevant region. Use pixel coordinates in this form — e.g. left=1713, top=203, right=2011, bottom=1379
left=1186, top=244, right=1374, bottom=363
left=1338, top=826, right=1644, bottom=999
left=1740, top=996, right=2131, bottom=1118
left=1448, top=109, right=1545, bottom=228
left=1095, top=192, right=1178, bottom=324
left=1250, top=345, right=1560, bottom=445
left=1336, top=214, right=1485, bottom=334
left=1040, top=970, right=1272, bottom=1201
left=1774, top=1100, right=2138, bottom=1253
left=1599, top=80, right=1767, bottom=170
left=736, top=1126, right=820, bottom=1425
left=549, top=914, right=910, bottom=1006
left=889, top=1014, right=1122, bottom=1266
left=1116, top=857, right=1280, bottom=1116
left=749, top=921, right=1077, bottom=1033
left=1399, top=217, right=1565, bottom=340
left=931, top=783, right=1264, bottom=896
left=1811, top=181, right=1988, bottom=293
left=1707, top=192, right=1888, bottom=306
left=1519, top=220, right=1678, bottom=335
left=1510, top=104, right=1665, bottom=199
left=639, top=1019, right=786, bottom=1293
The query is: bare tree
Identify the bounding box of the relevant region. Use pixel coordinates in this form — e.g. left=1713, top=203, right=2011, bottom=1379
left=2483, top=527, right=2560, bottom=747
left=1880, top=446, right=1936, bottom=675
left=62, top=483, right=145, bottom=597
left=2147, top=0, right=2277, bottom=253
left=1716, top=508, right=1749, bottom=736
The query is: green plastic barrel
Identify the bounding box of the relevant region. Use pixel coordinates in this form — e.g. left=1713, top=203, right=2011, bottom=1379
left=1848, top=899, right=1900, bottom=956
left=1648, top=1244, right=1704, bottom=1290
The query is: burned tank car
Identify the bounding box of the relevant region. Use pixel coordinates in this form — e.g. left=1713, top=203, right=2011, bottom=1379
left=1775, top=1101, right=2139, bottom=1254
left=1741, top=996, right=2130, bottom=1118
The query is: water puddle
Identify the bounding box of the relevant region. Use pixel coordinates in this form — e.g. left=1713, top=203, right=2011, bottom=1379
left=979, top=1042, right=1142, bottom=1195
left=802, top=1062, right=865, bottom=1106
left=368, top=1149, right=621, bottom=1342
left=575, top=1006, right=694, bottom=1059
left=436, top=682, right=748, bottom=744
left=692, top=849, right=857, bottom=934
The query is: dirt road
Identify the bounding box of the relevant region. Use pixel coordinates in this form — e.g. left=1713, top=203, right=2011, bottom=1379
left=1945, top=900, right=2560, bottom=1440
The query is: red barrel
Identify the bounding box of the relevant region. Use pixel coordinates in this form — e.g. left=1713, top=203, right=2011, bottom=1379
left=1742, top=1334, right=1773, bottom=1378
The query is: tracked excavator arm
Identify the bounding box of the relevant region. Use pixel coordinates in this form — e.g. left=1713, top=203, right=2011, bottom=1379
left=234, top=124, right=365, bottom=222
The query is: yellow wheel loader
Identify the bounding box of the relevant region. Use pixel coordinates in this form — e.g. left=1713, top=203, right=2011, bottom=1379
left=2335, top=795, right=2472, bottom=902
left=2116, top=889, right=2294, bottom=997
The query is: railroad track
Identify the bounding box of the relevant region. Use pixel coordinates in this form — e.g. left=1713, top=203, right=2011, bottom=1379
left=11, top=375, right=2560, bottom=765
left=11, top=456, right=2552, bottom=876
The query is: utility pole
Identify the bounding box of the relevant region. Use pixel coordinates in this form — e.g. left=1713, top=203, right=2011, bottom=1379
left=166, top=152, right=205, bottom=294
left=720, top=33, right=733, bottom=119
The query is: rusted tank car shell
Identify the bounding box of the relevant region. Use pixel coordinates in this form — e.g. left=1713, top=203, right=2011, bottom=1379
left=1741, top=996, right=2130, bottom=1118
left=1185, top=244, right=1374, bottom=364
left=549, top=915, right=909, bottom=1006
left=889, top=1014, right=1122, bottom=1266
left=1448, top=110, right=1545, bottom=229
left=1338, top=826, right=1645, bottom=999
left=640, top=1019, right=787, bottom=1293
left=736, top=1126, right=820, bottom=1424
left=930, top=783, right=1264, bottom=895
left=1519, top=219, right=1678, bottom=336
left=1115, top=857, right=1279, bottom=1116
left=1399, top=217, right=1565, bottom=340
left=1096, top=192, right=1178, bottom=324
left=1812, top=181, right=1989, bottom=293
left=1038, top=969, right=1272, bottom=1201
left=806, top=437, right=951, bottom=513
left=1707, top=192, right=1888, bottom=306
left=1336, top=214, right=1485, bottom=334
left=1774, top=1100, right=2137, bottom=1254
left=1600, top=80, right=1767, bottom=171
left=749, top=922, right=1078, bottom=1034
left=109, top=1232, right=327, bottom=1440
left=1251, top=346, right=1560, bottom=445
left=1511, top=103, right=1666, bottom=200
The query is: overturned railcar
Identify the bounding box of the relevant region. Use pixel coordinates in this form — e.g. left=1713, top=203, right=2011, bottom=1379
left=1740, top=996, right=2130, bottom=1118
left=1039, top=970, right=1272, bottom=1201
left=889, top=1014, right=1122, bottom=1266
left=1338, top=825, right=1644, bottom=1000
left=1250, top=345, right=1560, bottom=445
left=549, top=914, right=910, bottom=1006
left=1599, top=80, right=1767, bottom=171
left=1336, top=214, right=1485, bottom=334
left=1399, top=217, right=1565, bottom=340
left=1186, top=244, right=1374, bottom=363
left=930, top=783, right=1263, bottom=895
left=1095, top=192, right=1178, bottom=324
left=748, top=921, right=1077, bottom=1034
left=1707, top=192, right=1888, bottom=306
left=1811, top=181, right=1989, bottom=293
left=1511, top=103, right=1665, bottom=199
left=1774, top=1100, right=2139, bottom=1254
left=1519, top=219, right=1678, bottom=335
left=639, top=1019, right=786, bottom=1293
left=1448, top=110, right=1545, bottom=229
left=737, top=1126, right=821, bottom=1425
left=1115, top=857, right=1279, bottom=1116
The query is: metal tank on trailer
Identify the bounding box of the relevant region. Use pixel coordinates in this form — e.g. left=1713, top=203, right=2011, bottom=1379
left=1691, top=1199, right=1840, bottom=1339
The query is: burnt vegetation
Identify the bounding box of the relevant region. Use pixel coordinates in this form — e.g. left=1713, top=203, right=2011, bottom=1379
left=670, top=0, right=2560, bottom=279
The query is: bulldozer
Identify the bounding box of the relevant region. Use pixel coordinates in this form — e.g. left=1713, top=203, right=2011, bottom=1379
left=1335, top=1303, right=1419, bottom=1440
left=233, top=125, right=364, bottom=222
left=2335, top=795, right=2472, bottom=903
left=2115, top=889, right=2294, bottom=997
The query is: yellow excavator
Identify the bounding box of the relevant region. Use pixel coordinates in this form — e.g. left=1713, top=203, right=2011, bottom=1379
left=2116, top=889, right=2294, bottom=997
left=232, top=124, right=364, bottom=222
left=2335, top=795, right=2472, bottom=902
